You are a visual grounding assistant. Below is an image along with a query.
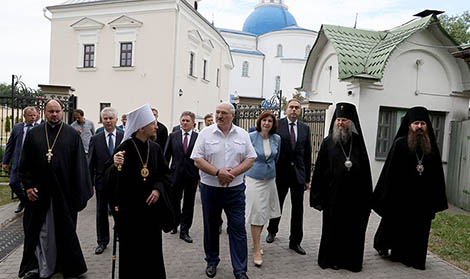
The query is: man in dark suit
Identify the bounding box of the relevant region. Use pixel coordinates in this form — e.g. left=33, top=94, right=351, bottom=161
left=2, top=106, right=37, bottom=213
left=164, top=111, right=199, bottom=243
left=151, top=108, right=169, bottom=148
left=266, top=99, right=312, bottom=255
left=88, top=107, right=123, bottom=254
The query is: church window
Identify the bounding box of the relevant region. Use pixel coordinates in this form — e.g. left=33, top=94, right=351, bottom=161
left=120, top=42, right=132, bottom=67
left=275, top=76, right=281, bottom=92
left=83, top=44, right=95, bottom=68
left=203, top=59, right=208, bottom=80
left=189, top=52, right=195, bottom=77
left=276, top=44, right=283, bottom=57
left=305, top=45, right=311, bottom=58
left=216, top=68, right=220, bottom=87
left=375, top=107, right=445, bottom=159
left=242, top=61, right=249, bottom=77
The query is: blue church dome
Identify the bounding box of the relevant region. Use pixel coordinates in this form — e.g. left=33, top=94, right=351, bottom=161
left=242, top=5, right=297, bottom=36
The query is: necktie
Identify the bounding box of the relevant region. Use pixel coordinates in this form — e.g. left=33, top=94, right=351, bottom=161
left=108, top=133, right=114, bottom=156
left=23, top=125, right=32, bottom=144
left=183, top=132, right=189, bottom=153
left=290, top=123, right=296, bottom=150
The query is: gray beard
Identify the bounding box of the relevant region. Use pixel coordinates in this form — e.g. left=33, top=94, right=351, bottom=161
left=333, top=125, right=352, bottom=145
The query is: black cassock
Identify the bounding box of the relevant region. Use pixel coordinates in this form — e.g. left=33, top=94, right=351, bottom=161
left=373, top=136, right=447, bottom=269
left=105, top=136, right=174, bottom=279
left=18, top=122, right=92, bottom=278
left=310, top=133, right=372, bottom=272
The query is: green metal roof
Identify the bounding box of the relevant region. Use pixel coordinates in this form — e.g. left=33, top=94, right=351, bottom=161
left=322, top=15, right=436, bottom=80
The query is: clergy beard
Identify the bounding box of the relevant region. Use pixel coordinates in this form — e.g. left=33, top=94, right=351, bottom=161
left=149, top=135, right=157, bottom=142
left=407, top=128, right=431, bottom=154
left=333, top=124, right=352, bottom=145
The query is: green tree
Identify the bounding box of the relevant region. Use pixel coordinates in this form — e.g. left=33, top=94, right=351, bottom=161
left=439, top=11, right=470, bottom=45
left=5, top=116, right=11, bottom=133
left=0, top=83, right=12, bottom=97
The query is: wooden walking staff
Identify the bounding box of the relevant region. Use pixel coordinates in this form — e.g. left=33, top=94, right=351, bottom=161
left=112, top=151, right=125, bottom=279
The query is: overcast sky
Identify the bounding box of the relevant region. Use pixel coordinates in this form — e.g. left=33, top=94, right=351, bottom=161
left=1, top=0, right=467, bottom=89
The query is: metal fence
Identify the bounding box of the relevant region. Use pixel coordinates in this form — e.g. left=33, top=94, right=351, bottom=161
left=302, top=108, right=326, bottom=166
left=0, top=94, right=77, bottom=185
left=233, top=104, right=327, bottom=168
left=446, top=120, right=470, bottom=211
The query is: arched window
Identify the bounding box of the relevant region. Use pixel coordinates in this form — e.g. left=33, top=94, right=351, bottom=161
left=275, top=75, right=281, bottom=92
left=242, top=61, right=249, bottom=77
left=276, top=44, right=283, bottom=57
left=305, top=45, right=311, bottom=58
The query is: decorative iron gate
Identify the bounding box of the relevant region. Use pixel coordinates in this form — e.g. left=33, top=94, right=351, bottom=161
left=0, top=94, right=77, bottom=150
left=232, top=92, right=327, bottom=168
left=0, top=75, right=77, bottom=191
left=302, top=108, right=326, bottom=166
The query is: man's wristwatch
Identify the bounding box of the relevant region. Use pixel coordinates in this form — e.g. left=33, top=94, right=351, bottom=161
left=215, top=169, right=220, bottom=177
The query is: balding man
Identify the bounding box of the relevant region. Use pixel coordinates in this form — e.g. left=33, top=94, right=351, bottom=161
left=18, top=99, right=92, bottom=279
left=191, top=103, right=256, bottom=279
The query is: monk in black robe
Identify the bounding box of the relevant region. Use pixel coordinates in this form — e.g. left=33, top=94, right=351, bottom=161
left=373, top=106, right=447, bottom=270
left=19, top=99, right=93, bottom=279
left=310, top=102, right=372, bottom=272
left=106, top=104, right=174, bottom=278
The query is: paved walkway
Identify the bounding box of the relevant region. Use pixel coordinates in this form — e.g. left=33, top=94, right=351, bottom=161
left=0, top=192, right=468, bottom=279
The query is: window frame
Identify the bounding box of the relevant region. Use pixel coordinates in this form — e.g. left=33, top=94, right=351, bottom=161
left=202, top=59, right=208, bottom=81
left=275, top=75, right=281, bottom=92
left=242, top=61, right=249, bottom=77
left=276, top=44, right=283, bottom=57
left=189, top=52, right=196, bottom=77
left=83, top=44, right=95, bottom=68
left=375, top=106, right=445, bottom=160
left=120, top=42, right=133, bottom=67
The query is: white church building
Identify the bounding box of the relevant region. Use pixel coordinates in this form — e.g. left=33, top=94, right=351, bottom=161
left=219, top=0, right=317, bottom=101
left=45, top=0, right=233, bottom=128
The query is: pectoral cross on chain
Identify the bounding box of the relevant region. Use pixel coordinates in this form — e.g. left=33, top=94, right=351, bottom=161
left=46, top=149, right=53, bottom=163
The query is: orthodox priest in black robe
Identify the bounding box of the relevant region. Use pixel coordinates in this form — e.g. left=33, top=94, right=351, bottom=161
left=372, top=106, right=447, bottom=270
left=18, top=99, right=92, bottom=279
left=310, top=102, right=372, bottom=272
left=105, top=104, right=174, bottom=279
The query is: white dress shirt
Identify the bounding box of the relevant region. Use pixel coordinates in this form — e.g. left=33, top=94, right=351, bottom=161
left=104, top=129, right=116, bottom=149
left=181, top=128, right=193, bottom=145
left=191, top=124, right=256, bottom=187
left=287, top=119, right=298, bottom=142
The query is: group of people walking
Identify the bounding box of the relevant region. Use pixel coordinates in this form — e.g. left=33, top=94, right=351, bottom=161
left=4, top=97, right=448, bottom=279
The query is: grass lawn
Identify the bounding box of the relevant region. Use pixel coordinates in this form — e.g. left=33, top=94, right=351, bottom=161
left=0, top=183, right=16, bottom=207
left=429, top=212, right=470, bottom=272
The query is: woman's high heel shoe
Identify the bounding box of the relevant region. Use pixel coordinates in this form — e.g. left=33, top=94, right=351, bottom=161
left=253, top=250, right=263, bottom=267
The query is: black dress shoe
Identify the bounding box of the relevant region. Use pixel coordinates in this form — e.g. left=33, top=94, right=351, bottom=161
left=289, top=243, right=306, bottom=255
left=378, top=249, right=389, bottom=256
left=235, top=273, right=249, bottom=279
left=266, top=233, right=275, bottom=243
left=180, top=233, right=193, bottom=243
left=23, top=272, right=39, bottom=279
left=95, top=244, right=106, bottom=254
left=205, top=265, right=217, bottom=278
left=15, top=202, right=25, bottom=214
left=170, top=228, right=178, bottom=234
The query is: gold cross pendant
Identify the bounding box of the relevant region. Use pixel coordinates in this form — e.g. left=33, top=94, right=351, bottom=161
left=46, top=149, right=53, bottom=163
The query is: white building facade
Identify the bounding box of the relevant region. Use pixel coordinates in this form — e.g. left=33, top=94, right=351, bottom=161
left=219, top=0, right=317, bottom=101
left=46, top=0, right=233, bottom=128
left=301, top=12, right=470, bottom=183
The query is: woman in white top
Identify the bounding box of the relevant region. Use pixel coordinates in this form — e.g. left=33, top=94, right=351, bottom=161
left=245, top=111, right=281, bottom=267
